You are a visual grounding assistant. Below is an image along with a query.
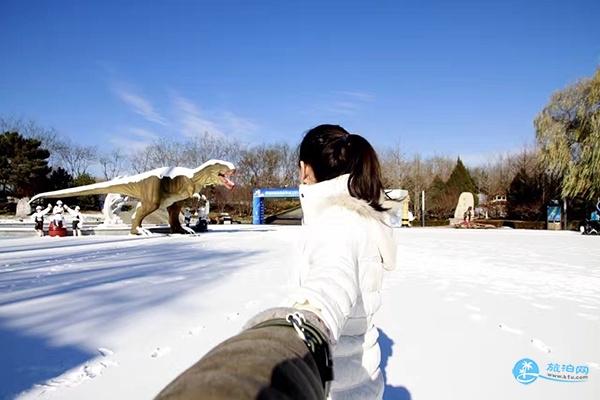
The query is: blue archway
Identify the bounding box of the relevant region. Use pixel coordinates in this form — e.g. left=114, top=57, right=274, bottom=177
left=252, top=187, right=300, bottom=224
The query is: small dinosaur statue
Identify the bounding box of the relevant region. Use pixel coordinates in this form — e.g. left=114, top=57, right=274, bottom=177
left=29, top=159, right=235, bottom=235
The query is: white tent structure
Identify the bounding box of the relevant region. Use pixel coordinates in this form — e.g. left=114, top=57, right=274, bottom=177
left=383, top=189, right=413, bottom=227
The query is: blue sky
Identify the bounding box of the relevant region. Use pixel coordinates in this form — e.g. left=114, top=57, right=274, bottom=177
left=1, top=0, right=599, bottom=165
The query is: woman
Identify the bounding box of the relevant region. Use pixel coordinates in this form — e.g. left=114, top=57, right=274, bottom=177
left=292, top=124, right=397, bottom=399
left=155, top=124, right=395, bottom=400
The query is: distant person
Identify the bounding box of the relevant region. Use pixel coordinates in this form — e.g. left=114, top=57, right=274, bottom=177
left=32, top=204, right=52, bottom=237
left=156, top=124, right=396, bottom=400
left=65, top=204, right=83, bottom=236
left=183, top=207, right=192, bottom=227
left=464, top=206, right=473, bottom=225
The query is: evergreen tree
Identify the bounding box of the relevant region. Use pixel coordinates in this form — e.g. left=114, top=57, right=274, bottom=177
left=47, top=167, right=74, bottom=192
left=426, top=175, right=452, bottom=218
left=445, top=157, right=478, bottom=204
left=428, top=175, right=446, bottom=199
left=507, top=167, right=543, bottom=220
left=0, top=131, right=51, bottom=198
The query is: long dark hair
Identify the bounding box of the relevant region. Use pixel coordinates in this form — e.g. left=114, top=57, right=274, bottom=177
left=299, top=124, right=386, bottom=211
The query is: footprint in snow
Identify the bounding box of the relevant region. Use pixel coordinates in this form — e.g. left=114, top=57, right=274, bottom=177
left=98, top=347, right=114, bottom=357
left=151, top=346, right=171, bottom=358
left=36, top=355, right=117, bottom=394
left=226, top=312, right=240, bottom=321
left=530, top=338, right=552, bottom=353
left=498, top=323, right=523, bottom=335
left=83, top=363, right=105, bottom=378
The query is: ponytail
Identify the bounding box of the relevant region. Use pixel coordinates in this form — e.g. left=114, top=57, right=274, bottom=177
left=346, top=134, right=386, bottom=211
left=299, top=124, right=386, bottom=211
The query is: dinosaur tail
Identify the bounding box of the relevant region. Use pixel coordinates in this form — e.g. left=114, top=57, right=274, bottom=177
left=29, top=180, right=136, bottom=204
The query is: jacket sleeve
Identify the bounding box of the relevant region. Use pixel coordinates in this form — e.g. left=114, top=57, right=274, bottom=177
left=290, top=222, right=362, bottom=341
left=155, top=318, right=327, bottom=400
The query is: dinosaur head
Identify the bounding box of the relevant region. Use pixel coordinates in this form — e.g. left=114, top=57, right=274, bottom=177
left=218, top=171, right=235, bottom=190
left=192, top=160, right=236, bottom=190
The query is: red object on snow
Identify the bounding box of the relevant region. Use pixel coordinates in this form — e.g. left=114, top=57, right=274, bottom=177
left=48, top=221, right=68, bottom=237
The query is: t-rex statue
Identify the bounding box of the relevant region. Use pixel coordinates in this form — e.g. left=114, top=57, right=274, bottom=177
left=29, top=159, right=235, bottom=235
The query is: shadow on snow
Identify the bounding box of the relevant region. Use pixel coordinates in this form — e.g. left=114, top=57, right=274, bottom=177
left=0, top=321, right=96, bottom=399
left=0, top=238, right=265, bottom=398
left=379, top=329, right=411, bottom=400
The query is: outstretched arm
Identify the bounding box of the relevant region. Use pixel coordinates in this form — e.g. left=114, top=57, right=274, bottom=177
left=155, top=308, right=332, bottom=400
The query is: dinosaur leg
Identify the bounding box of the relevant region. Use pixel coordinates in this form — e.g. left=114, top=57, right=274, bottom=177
left=167, top=201, right=187, bottom=234
left=130, top=201, right=160, bottom=235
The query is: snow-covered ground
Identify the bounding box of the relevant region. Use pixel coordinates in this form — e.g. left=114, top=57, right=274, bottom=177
left=0, top=226, right=598, bottom=399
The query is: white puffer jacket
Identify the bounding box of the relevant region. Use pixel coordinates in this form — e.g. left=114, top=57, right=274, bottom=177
left=290, top=174, right=397, bottom=400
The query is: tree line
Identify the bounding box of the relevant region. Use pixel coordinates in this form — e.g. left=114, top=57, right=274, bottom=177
left=1, top=67, right=598, bottom=221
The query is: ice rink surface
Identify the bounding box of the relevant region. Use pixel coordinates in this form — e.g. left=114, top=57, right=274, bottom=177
left=0, top=226, right=598, bottom=399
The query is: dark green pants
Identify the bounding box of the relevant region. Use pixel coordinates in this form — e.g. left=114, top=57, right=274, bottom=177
left=155, top=325, right=325, bottom=400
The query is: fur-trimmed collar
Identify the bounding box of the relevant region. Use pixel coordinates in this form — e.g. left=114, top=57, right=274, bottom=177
left=299, top=174, right=388, bottom=225
left=299, top=174, right=396, bottom=271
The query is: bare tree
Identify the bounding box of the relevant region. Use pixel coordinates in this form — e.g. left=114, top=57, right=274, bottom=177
left=54, top=138, right=97, bottom=177
left=181, top=133, right=242, bottom=167
left=279, top=143, right=299, bottom=186
left=478, top=148, right=540, bottom=197
left=428, top=155, right=454, bottom=182
left=128, top=134, right=244, bottom=174
left=99, top=149, right=129, bottom=180
left=128, top=138, right=183, bottom=173
left=380, top=144, right=407, bottom=188
left=470, top=166, right=490, bottom=194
